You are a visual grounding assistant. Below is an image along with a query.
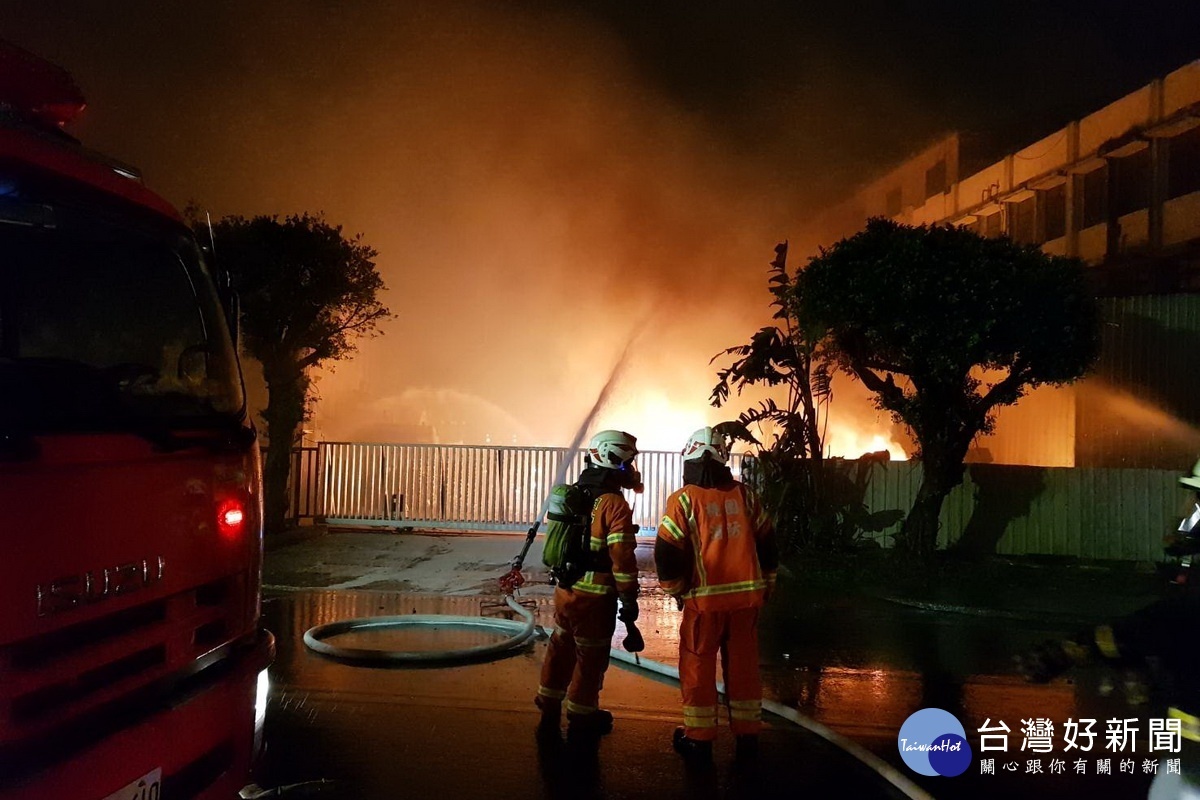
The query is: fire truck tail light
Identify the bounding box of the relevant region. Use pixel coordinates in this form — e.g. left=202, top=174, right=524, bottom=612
left=217, top=498, right=247, bottom=539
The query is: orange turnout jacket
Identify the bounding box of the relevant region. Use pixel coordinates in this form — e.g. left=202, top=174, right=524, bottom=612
left=655, top=481, right=777, bottom=610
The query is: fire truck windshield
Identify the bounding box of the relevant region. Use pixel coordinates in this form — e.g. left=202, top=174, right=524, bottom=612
left=0, top=200, right=246, bottom=435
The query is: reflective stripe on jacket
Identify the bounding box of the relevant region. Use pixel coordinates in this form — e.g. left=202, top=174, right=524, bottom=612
left=572, top=492, right=640, bottom=597
left=655, top=480, right=777, bottom=611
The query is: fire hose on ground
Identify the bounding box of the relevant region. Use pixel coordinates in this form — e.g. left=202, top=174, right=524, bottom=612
left=302, top=524, right=547, bottom=663
left=302, top=594, right=538, bottom=663
left=606, top=648, right=932, bottom=800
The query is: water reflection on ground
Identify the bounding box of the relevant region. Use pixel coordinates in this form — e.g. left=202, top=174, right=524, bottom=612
left=259, top=589, right=923, bottom=799
left=267, top=588, right=1135, bottom=744
left=262, top=588, right=1156, bottom=798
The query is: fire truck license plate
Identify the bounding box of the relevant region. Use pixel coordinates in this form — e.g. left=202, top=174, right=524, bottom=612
left=100, top=767, right=162, bottom=800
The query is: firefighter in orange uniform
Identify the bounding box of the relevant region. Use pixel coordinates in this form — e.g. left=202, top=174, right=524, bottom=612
left=536, top=430, right=642, bottom=740
left=655, top=427, right=778, bottom=762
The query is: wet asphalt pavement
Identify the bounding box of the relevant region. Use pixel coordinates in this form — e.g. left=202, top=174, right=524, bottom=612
left=252, top=532, right=1163, bottom=799
left=254, top=590, right=919, bottom=800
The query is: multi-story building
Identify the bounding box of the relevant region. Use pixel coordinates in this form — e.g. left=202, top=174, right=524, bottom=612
left=810, top=60, right=1200, bottom=470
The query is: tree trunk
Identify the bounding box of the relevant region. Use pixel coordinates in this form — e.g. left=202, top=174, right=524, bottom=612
left=898, top=478, right=950, bottom=558
left=260, top=356, right=309, bottom=536
left=897, top=446, right=968, bottom=558
left=261, top=430, right=295, bottom=536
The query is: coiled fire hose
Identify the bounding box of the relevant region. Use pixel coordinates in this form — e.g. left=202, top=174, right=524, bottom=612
left=302, top=594, right=537, bottom=663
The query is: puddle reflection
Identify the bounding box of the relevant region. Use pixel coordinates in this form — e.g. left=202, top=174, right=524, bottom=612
left=265, top=588, right=1132, bottom=748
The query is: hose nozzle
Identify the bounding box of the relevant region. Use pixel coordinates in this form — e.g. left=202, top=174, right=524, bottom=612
left=498, top=566, right=526, bottom=595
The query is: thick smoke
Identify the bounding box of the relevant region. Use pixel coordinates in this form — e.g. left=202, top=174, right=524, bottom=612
left=210, top=0, right=824, bottom=450
left=7, top=0, right=933, bottom=453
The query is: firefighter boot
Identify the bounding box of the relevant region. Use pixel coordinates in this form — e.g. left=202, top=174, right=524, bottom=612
left=735, top=734, right=759, bottom=762
left=535, top=696, right=561, bottom=736
left=672, top=727, right=713, bottom=764
left=566, top=709, right=614, bottom=741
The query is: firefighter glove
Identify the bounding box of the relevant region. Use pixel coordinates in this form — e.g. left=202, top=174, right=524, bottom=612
left=622, top=621, right=645, bottom=653
left=618, top=595, right=639, bottom=623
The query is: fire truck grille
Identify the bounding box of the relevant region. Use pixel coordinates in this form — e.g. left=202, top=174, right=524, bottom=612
left=0, top=573, right=246, bottom=742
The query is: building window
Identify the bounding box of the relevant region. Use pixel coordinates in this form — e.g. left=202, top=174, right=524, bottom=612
left=1079, top=167, right=1107, bottom=229
left=1111, top=147, right=1150, bottom=217
left=1010, top=196, right=1037, bottom=244
left=1042, top=183, right=1067, bottom=241
left=885, top=187, right=902, bottom=216
left=1168, top=125, right=1200, bottom=200
left=925, top=160, right=948, bottom=200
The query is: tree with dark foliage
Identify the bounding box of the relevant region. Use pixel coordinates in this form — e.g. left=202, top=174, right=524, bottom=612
left=711, top=243, right=829, bottom=465
left=711, top=244, right=901, bottom=554
left=210, top=213, right=392, bottom=534
left=710, top=243, right=833, bottom=552
left=795, top=218, right=1099, bottom=557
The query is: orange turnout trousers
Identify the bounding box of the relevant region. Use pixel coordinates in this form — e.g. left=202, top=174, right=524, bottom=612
left=679, top=606, right=763, bottom=741
left=537, top=588, right=618, bottom=717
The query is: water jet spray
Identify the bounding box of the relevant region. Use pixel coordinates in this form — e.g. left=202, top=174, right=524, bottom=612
left=504, top=316, right=649, bottom=583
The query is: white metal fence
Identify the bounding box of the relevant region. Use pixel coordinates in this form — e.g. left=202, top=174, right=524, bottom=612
left=314, top=442, right=749, bottom=533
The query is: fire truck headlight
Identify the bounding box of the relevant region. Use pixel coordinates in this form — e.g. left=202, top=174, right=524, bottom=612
left=254, top=668, right=270, bottom=734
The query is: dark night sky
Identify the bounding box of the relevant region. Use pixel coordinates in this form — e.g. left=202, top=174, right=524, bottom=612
left=4, top=1, right=1199, bottom=448
left=548, top=0, right=1200, bottom=192
left=9, top=1, right=1199, bottom=215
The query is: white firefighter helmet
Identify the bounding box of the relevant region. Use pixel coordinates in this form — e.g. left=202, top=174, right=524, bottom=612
left=587, top=430, right=638, bottom=469
left=1181, top=458, right=1200, bottom=491
left=681, top=427, right=730, bottom=465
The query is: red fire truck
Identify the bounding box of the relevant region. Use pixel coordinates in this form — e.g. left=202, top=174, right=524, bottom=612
left=0, top=42, right=273, bottom=799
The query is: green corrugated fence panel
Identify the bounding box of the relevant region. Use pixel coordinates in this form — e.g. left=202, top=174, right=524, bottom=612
left=864, top=461, right=1180, bottom=560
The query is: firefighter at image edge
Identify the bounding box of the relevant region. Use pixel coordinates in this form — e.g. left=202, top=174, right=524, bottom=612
left=1019, top=457, right=1200, bottom=798
left=655, top=426, right=779, bottom=763
left=535, top=430, right=643, bottom=740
